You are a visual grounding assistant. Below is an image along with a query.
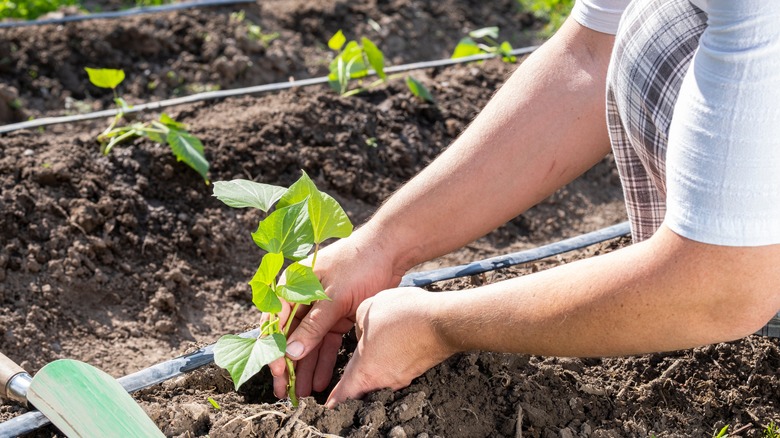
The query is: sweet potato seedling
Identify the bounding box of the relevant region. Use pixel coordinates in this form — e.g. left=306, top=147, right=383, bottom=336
left=85, top=67, right=210, bottom=182
left=211, top=172, right=353, bottom=406
left=451, top=26, right=517, bottom=63
left=327, top=30, right=434, bottom=103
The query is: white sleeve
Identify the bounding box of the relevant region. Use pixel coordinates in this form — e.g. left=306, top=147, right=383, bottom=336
left=570, top=0, right=630, bottom=35
left=665, top=0, right=780, bottom=246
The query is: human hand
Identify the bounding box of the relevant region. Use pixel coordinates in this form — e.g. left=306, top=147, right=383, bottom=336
left=268, top=228, right=407, bottom=399
left=325, top=287, right=453, bottom=408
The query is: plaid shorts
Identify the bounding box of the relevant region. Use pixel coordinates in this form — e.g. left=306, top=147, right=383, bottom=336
left=606, top=0, right=706, bottom=242
left=607, top=0, right=780, bottom=335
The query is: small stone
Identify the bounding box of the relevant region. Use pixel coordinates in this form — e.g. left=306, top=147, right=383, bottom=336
left=388, top=426, right=407, bottom=438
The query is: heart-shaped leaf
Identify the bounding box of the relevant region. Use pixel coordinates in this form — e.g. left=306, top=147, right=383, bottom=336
left=213, top=180, right=287, bottom=212
left=277, top=262, right=329, bottom=305
left=167, top=127, right=209, bottom=181
left=248, top=252, right=285, bottom=312
left=252, top=200, right=313, bottom=260
left=328, top=30, right=346, bottom=51
left=362, top=37, right=386, bottom=79
left=214, top=334, right=286, bottom=390
left=451, top=38, right=482, bottom=59
left=85, top=67, right=125, bottom=89
left=279, top=172, right=352, bottom=244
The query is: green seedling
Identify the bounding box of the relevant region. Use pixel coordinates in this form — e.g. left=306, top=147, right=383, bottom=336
left=207, top=397, right=221, bottom=410
left=765, top=422, right=780, bottom=438
left=712, top=424, right=729, bottom=438
left=517, top=0, right=574, bottom=37
left=327, top=30, right=434, bottom=103
left=230, top=10, right=279, bottom=47
left=0, top=0, right=78, bottom=20
left=85, top=67, right=209, bottom=182
left=212, top=172, right=353, bottom=407
left=451, top=26, right=517, bottom=63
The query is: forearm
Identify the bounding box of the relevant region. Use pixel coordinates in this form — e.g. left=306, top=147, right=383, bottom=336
left=362, top=18, right=615, bottom=272
left=432, top=226, right=780, bottom=358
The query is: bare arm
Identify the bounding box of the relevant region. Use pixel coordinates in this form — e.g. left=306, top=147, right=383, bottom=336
left=326, top=226, right=780, bottom=406
left=365, top=18, right=615, bottom=273
left=275, top=17, right=616, bottom=398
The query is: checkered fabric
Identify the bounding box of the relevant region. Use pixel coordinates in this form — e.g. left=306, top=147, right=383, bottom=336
left=606, top=0, right=707, bottom=242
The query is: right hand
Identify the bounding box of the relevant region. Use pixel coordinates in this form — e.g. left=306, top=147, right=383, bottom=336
left=267, top=227, right=406, bottom=399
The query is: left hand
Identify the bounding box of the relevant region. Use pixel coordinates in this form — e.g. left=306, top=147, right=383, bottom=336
left=325, top=287, right=453, bottom=408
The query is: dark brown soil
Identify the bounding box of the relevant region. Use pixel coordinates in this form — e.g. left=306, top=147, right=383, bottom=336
left=1, top=1, right=778, bottom=437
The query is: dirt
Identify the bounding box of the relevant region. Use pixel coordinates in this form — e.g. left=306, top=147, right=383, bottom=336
left=0, top=1, right=778, bottom=437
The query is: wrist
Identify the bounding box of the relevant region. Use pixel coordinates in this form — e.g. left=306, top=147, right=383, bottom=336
left=423, top=291, right=464, bottom=359
left=356, top=218, right=425, bottom=275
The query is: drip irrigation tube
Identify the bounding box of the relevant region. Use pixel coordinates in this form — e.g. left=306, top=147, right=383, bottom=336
left=0, top=46, right=539, bottom=135
left=0, top=0, right=255, bottom=29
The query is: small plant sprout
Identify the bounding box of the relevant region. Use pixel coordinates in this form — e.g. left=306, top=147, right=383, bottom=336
left=765, top=422, right=780, bottom=438
left=712, top=424, right=730, bottom=438
left=327, top=30, right=434, bottom=102
left=212, top=172, right=353, bottom=406
left=85, top=67, right=209, bottom=182
left=451, top=26, right=517, bottom=63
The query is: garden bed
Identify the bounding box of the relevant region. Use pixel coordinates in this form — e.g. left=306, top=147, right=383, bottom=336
left=0, top=1, right=778, bottom=437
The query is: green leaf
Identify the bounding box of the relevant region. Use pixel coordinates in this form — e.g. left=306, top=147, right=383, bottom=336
left=406, top=76, right=435, bottom=103
left=251, top=200, right=314, bottom=260
left=499, top=41, right=517, bottom=63
left=328, top=30, right=346, bottom=51
left=250, top=282, right=282, bottom=313
left=248, top=252, right=284, bottom=312
left=469, top=26, right=499, bottom=40
left=145, top=124, right=167, bottom=144
left=277, top=262, right=328, bottom=305
left=361, top=37, right=386, bottom=79
left=166, top=127, right=209, bottom=181
left=212, top=179, right=287, bottom=212
left=207, top=397, right=221, bottom=410
left=84, top=67, right=125, bottom=89
left=278, top=171, right=352, bottom=244
left=341, top=41, right=368, bottom=78
left=159, top=113, right=185, bottom=129
left=451, top=38, right=483, bottom=59
left=214, top=334, right=286, bottom=390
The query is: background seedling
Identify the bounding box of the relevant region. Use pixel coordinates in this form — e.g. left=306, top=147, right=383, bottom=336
left=327, top=30, right=434, bottom=102
left=212, top=172, right=353, bottom=406
left=85, top=67, right=209, bottom=182
left=451, top=26, right=517, bottom=63
left=517, top=0, right=574, bottom=37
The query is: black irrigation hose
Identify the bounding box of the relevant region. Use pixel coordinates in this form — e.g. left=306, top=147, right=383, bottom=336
left=0, top=46, right=540, bottom=135
left=0, top=220, right=627, bottom=437
left=0, top=0, right=255, bottom=29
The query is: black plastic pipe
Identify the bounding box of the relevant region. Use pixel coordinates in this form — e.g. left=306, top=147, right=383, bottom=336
left=0, top=0, right=255, bottom=29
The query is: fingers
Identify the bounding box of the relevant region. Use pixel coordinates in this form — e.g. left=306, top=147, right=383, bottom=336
left=270, top=357, right=288, bottom=398
left=286, top=298, right=349, bottom=361
left=325, top=349, right=371, bottom=409
left=313, top=332, right=343, bottom=392
left=293, top=348, right=319, bottom=397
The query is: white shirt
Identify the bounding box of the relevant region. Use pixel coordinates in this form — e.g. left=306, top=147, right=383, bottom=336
left=572, top=0, right=780, bottom=246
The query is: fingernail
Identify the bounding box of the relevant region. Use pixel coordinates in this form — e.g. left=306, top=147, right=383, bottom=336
left=287, top=341, right=304, bottom=358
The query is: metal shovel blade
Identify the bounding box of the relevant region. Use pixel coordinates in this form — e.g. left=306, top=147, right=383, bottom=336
left=25, top=359, right=163, bottom=438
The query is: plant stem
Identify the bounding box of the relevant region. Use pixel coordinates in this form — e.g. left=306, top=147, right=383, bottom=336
left=283, top=303, right=300, bottom=335
left=285, top=357, right=298, bottom=407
